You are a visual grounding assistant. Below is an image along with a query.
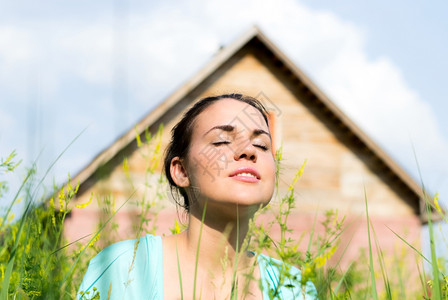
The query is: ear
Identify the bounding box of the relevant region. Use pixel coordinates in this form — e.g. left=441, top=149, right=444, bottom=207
left=170, top=157, right=190, bottom=187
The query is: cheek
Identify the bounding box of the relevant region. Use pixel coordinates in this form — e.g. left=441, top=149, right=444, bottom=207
left=262, top=155, right=277, bottom=188
left=264, top=154, right=277, bottom=174
left=184, top=145, right=220, bottom=184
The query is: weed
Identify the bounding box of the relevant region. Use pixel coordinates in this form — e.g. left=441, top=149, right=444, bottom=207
left=0, top=128, right=446, bottom=299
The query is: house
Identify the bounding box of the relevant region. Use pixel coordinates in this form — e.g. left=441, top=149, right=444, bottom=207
left=65, top=26, right=428, bottom=267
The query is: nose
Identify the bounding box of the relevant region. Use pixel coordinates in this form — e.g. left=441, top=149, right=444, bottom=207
left=234, top=142, right=257, bottom=162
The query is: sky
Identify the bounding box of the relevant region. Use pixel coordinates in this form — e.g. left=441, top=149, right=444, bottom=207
left=0, top=0, right=447, bottom=249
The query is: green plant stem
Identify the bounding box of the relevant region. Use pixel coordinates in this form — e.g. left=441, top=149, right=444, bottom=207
left=371, top=220, right=391, bottom=299
left=176, top=240, right=184, bottom=300
left=365, top=190, right=378, bottom=300
left=231, top=206, right=240, bottom=300
left=193, top=200, right=207, bottom=300
left=1, top=190, right=36, bottom=299
left=427, top=198, right=441, bottom=300
left=1, top=167, right=33, bottom=228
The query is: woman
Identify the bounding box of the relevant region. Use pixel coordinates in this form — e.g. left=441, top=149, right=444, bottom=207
left=78, top=94, right=317, bottom=299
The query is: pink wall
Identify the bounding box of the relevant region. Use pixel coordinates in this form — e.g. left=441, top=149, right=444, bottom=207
left=65, top=208, right=421, bottom=270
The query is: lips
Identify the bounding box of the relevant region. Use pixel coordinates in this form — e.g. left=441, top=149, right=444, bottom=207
left=229, top=167, right=260, bottom=183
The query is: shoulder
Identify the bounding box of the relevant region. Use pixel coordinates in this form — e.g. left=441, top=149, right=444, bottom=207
left=257, top=254, right=318, bottom=300
left=78, top=235, right=162, bottom=299
left=83, top=235, right=159, bottom=277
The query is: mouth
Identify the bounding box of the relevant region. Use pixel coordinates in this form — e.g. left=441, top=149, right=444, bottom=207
left=229, top=167, right=260, bottom=182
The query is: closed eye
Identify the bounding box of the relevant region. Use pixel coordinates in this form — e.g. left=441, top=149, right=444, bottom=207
left=212, top=141, right=230, bottom=146
left=254, top=144, right=268, bottom=151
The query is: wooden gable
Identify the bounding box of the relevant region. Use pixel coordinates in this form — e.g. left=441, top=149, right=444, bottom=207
left=66, top=26, right=428, bottom=244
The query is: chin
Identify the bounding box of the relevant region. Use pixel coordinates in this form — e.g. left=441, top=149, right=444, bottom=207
left=223, top=193, right=271, bottom=208
left=197, top=185, right=274, bottom=209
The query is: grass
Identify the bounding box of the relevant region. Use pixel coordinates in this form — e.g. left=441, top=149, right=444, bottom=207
left=1, top=135, right=447, bottom=299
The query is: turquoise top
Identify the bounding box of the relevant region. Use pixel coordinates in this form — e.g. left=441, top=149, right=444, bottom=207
left=78, top=235, right=317, bottom=299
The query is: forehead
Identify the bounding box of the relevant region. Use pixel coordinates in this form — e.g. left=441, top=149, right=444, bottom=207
left=193, top=99, right=269, bottom=133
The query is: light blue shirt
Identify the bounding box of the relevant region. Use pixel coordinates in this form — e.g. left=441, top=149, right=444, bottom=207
left=78, top=235, right=317, bottom=299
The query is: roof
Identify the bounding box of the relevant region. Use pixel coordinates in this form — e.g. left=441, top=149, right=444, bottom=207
left=70, top=26, right=435, bottom=222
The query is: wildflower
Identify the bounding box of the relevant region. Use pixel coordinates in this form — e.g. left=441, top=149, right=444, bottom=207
left=89, top=233, right=100, bottom=247
left=7, top=213, right=14, bottom=224
left=314, top=245, right=338, bottom=268
left=170, top=219, right=181, bottom=234
left=76, top=193, right=93, bottom=209
left=58, top=188, right=65, bottom=213
left=67, top=173, right=73, bottom=191
left=123, top=158, right=130, bottom=179
left=288, top=159, right=307, bottom=191
left=144, top=128, right=152, bottom=142
left=112, top=197, right=116, bottom=214
left=74, top=181, right=80, bottom=194
left=135, top=126, right=142, bottom=147
left=28, top=291, right=41, bottom=297
left=434, top=193, right=442, bottom=214
left=49, top=197, right=56, bottom=226
left=301, top=263, right=314, bottom=283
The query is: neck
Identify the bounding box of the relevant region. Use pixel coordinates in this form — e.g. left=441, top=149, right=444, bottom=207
left=180, top=203, right=255, bottom=270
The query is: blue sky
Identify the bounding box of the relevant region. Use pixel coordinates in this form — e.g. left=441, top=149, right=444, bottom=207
left=1, top=0, right=447, bottom=251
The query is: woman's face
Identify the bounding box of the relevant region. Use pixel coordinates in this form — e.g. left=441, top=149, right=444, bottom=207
left=182, top=99, right=276, bottom=215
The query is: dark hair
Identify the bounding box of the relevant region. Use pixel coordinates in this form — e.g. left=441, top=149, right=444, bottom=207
left=163, top=93, right=270, bottom=212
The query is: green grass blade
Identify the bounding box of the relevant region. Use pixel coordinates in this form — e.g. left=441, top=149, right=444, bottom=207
left=386, top=225, right=431, bottom=264
left=231, top=205, right=239, bottom=300
left=412, top=141, right=442, bottom=299
left=393, top=251, right=406, bottom=299
left=416, top=254, right=429, bottom=299
left=193, top=200, right=207, bottom=300
left=332, top=262, right=353, bottom=297
left=426, top=198, right=441, bottom=299
left=31, top=127, right=88, bottom=201
left=370, top=220, right=391, bottom=299
left=0, top=182, right=36, bottom=299
left=306, top=209, right=319, bottom=254
left=364, top=189, right=378, bottom=300
left=0, top=169, right=33, bottom=228
left=1, top=253, right=16, bottom=299
left=176, top=240, right=184, bottom=300
left=332, top=233, right=356, bottom=295
left=50, top=233, right=93, bottom=255
left=16, top=213, right=34, bottom=294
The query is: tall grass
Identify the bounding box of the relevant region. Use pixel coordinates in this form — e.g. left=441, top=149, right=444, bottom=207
left=0, top=133, right=447, bottom=299
left=0, top=152, right=93, bottom=298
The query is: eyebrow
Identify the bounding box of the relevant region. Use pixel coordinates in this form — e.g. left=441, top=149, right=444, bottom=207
left=253, top=128, right=271, bottom=139
left=204, top=125, right=271, bottom=139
